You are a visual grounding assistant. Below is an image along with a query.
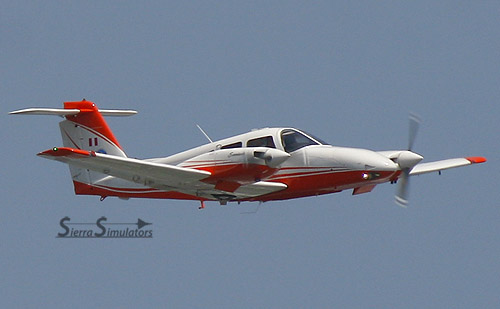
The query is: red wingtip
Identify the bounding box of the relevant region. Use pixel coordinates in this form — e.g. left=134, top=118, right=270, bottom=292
left=466, top=156, right=487, bottom=164
left=38, top=147, right=91, bottom=157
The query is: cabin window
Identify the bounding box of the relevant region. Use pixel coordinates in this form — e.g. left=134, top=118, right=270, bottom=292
left=247, top=136, right=276, bottom=148
left=281, top=129, right=319, bottom=153
left=221, top=142, right=242, bottom=149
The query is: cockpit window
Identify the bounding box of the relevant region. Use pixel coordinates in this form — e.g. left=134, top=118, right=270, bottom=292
left=281, top=129, right=320, bottom=153
left=300, top=130, right=329, bottom=145
left=247, top=136, right=276, bottom=148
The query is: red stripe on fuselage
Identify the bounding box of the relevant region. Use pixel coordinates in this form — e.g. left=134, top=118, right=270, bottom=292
left=71, top=163, right=398, bottom=202
left=72, top=181, right=205, bottom=200
left=250, top=169, right=398, bottom=201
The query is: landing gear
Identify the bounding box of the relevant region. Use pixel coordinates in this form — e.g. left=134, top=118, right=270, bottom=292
left=198, top=199, right=235, bottom=209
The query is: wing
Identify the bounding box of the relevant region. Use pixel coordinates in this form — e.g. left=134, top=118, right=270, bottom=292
left=38, top=147, right=286, bottom=200
left=410, top=157, right=486, bottom=176
left=39, top=147, right=210, bottom=188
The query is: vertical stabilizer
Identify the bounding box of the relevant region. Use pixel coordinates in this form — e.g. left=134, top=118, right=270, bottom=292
left=10, top=100, right=137, bottom=197
left=58, top=100, right=128, bottom=193
left=59, top=100, right=127, bottom=157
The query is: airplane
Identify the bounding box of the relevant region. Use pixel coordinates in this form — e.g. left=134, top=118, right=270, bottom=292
left=10, top=99, right=486, bottom=208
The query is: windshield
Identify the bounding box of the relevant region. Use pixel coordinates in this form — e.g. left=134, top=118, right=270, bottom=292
left=281, top=129, right=324, bottom=153
left=300, top=130, right=329, bottom=145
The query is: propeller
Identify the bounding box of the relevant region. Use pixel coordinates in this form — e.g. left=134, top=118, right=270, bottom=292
left=408, top=113, right=421, bottom=150
left=395, top=113, right=423, bottom=207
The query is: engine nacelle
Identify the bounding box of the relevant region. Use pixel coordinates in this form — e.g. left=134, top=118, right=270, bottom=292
left=179, top=147, right=290, bottom=183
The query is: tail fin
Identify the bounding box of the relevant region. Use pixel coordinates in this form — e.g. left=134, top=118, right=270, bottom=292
left=10, top=100, right=137, bottom=157
left=10, top=99, right=137, bottom=195
left=59, top=100, right=129, bottom=157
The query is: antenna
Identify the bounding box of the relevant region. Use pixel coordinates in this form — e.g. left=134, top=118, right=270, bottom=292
left=240, top=202, right=262, bottom=215
left=196, top=124, right=213, bottom=143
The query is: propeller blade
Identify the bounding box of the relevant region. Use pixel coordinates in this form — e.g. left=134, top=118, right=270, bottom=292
left=395, top=169, right=410, bottom=207
left=395, top=113, right=422, bottom=207
left=408, top=113, right=421, bottom=151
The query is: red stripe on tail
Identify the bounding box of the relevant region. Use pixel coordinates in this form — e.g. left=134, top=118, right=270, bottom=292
left=64, top=100, right=123, bottom=150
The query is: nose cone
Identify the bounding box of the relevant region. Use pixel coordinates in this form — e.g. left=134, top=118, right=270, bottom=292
left=397, top=151, right=423, bottom=169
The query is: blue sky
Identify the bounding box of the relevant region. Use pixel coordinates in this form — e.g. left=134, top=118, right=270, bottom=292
left=1, top=1, right=498, bottom=308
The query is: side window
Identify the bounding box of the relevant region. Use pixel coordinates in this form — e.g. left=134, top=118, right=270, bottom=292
left=221, top=142, right=242, bottom=149
left=247, top=136, right=276, bottom=148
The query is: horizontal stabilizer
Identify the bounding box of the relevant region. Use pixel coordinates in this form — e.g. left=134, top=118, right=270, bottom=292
left=9, top=108, right=80, bottom=116
left=410, top=157, right=486, bottom=175
left=99, top=109, right=138, bottom=116
left=9, top=108, right=137, bottom=116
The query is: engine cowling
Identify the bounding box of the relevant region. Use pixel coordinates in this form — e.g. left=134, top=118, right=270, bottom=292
left=179, top=147, right=290, bottom=184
